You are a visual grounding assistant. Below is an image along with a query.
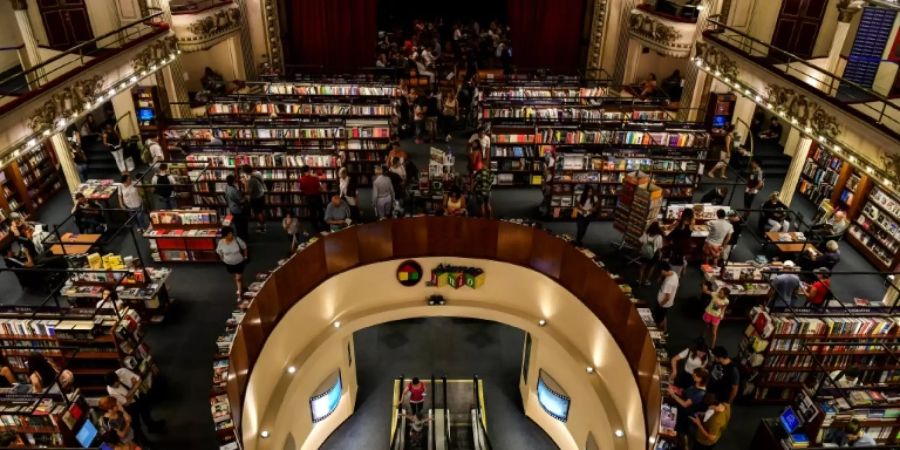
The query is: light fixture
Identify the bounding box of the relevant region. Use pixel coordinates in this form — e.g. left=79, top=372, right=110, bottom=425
left=614, top=429, right=625, bottom=438
left=755, top=95, right=762, bottom=102
left=649, top=436, right=656, bottom=444
left=586, top=367, right=594, bottom=374
left=150, top=64, right=157, bottom=71
left=287, top=366, right=296, bottom=374
left=722, top=76, right=730, bottom=83
left=885, top=180, right=894, bottom=187
left=866, top=166, right=874, bottom=174
left=42, top=130, right=50, bottom=137
left=260, top=430, right=270, bottom=438
left=538, top=319, right=547, bottom=327
left=791, top=118, right=799, bottom=125
left=832, top=145, right=842, bottom=153
left=765, top=102, right=773, bottom=108
left=849, top=155, right=858, bottom=163
left=55, top=118, right=66, bottom=129
left=744, top=89, right=752, bottom=96
left=107, top=88, right=115, bottom=97
left=26, top=139, right=36, bottom=148
left=804, top=126, right=812, bottom=133
left=333, top=321, right=341, bottom=328
left=130, top=75, right=138, bottom=83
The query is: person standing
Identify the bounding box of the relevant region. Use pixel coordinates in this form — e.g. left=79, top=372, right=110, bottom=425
left=103, top=124, right=127, bottom=175
left=119, top=174, right=149, bottom=231
left=282, top=211, right=301, bottom=253
left=571, top=187, right=598, bottom=246
left=708, top=123, right=733, bottom=178
left=744, top=159, right=764, bottom=209
left=145, top=138, right=164, bottom=165
left=468, top=127, right=490, bottom=168
left=372, top=165, right=395, bottom=219
left=105, top=367, right=164, bottom=441
left=690, top=394, right=731, bottom=450
left=298, top=166, right=325, bottom=232
left=324, top=195, right=353, bottom=231
left=386, top=142, right=409, bottom=166
left=242, top=165, right=268, bottom=233
left=472, top=166, right=495, bottom=218
left=67, top=125, right=88, bottom=182
left=703, top=287, right=730, bottom=347
left=669, top=339, right=710, bottom=389
left=413, top=98, right=427, bottom=144
left=722, top=211, right=744, bottom=262
left=151, top=163, right=176, bottom=210
left=98, top=397, right=138, bottom=448
left=403, top=377, right=427, bottom=415
left=638, top=222, right=665, bottom=285
left=708, top=347, right=740, bottom=405
left=654, top=262, right=680, bottom=333
left=425, top=88, right=440, bottom=142
left=703, top=209, right=733, bottom=267
left=338, top=168, right=359, bottom=221
left=224, top=175, right=248, bottom=240
left=71, top=193, right=105, bottom=233
left=666, top=209, right=695, bottom=276
left=441, top=89, right=459, bottom=141
left=216, top=226, right=248, bottom=296
left=770, top=261, right=801, bottom=308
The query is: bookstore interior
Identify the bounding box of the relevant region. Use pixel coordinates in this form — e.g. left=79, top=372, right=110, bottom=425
left=0, top=0, right=899, bottom=449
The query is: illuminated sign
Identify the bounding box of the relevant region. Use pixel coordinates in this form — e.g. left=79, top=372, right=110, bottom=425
left=537, top=371, right=570, bottom=422
left=310, top=373, right=342, bottom=423
left=428, top=264, right=485, bottom=289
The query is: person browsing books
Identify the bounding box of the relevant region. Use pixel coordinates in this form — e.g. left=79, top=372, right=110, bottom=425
left=324, top=195, right=352, bottom=231
left=690, top=393, right=731, bottom=450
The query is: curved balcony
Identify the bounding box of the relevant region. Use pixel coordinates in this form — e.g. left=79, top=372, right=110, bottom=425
left=628, top=5, right=699, bottom=58
left=170, top=1, right=242, bottom=52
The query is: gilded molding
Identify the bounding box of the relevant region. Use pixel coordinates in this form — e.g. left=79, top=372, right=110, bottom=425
left=765, top=84, right=841, bottom=139
left=8, top=0, right=27, bottom=11
left=695, top=42, right=738, bottom=81
left=629, top=12, right=681, bottom=45
left=172, top=6, right=242, bottom=52
left=627, top=9, right=695, bottom=57
left=586, top=0, right=609, bottom=73
left=26, top=75, right=103, bottom=131
left=880, top=153, right=900, bottom=186
left=132, top=35, right=178, bottom=73
left=836, top=0, right=863, bottom=23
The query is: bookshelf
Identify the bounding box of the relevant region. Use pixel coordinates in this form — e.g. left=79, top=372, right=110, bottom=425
left=833, top=168, right=872, bottom=218
left=132, top=86, right=161, bottom=141
left=186, top=153, right=340, bottom=219
left=613, top=174, right=663, bottom=249
left=481, top=102, right=675, bottom=124
left=0, top=306, right=155, bottom=396
left=848, top=185, right=900, bottom=271
left=701, top=262, right=772, bottom=320
left=797, top=143, right=848, bottom=206
left=0, top=391, right=93, bottom=447
left=1, top=144, right=62, bottom=216
left=740, top=310, right=900, bottom=405
left=145, top=209, right=222, bottom=263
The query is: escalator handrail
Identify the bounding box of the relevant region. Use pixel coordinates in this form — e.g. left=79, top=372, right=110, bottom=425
left=390, top=375, right=405, bottom=449
left=443, top=376, right=450, bottom=448
left=473, top=377, right=493, bottom=450
left=431, top=374, right=436, bottom=449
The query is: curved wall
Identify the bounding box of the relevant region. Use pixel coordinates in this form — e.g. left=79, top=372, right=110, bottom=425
left=222, top=218, right=661, bottom=449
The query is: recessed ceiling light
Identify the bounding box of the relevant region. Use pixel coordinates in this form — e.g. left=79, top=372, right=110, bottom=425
left=615, top=429, right=624, bottom=438
left=333, top=321, right=341, bottom=328
left=287, top=366, right=296, bottom=374
left=538, top=319, right=547, bottom=327
left=260, top=430, right=270, bottom=438
left=586, top=367, right=594, bottom=374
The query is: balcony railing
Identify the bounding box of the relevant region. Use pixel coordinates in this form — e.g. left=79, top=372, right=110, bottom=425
left=703, top=16, right=900, bottom=137
left=170, top=0, right=233, bottom=15
left=0, top=10, right=168, bottom=114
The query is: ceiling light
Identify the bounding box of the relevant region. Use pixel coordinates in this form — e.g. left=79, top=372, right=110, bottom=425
left=586, top=367, right=595, bottom=374
left=615, top=429, right=625, bottom=438
left=649, top=436, right=656, bottom=444
left=714, top=70, right=721, bottom=76
left=866, top=166, right=874, bottom=173
left=287, top=366, right=296, bottom=374
left=333, top=321, right=341, bottom=328
left=755, top=95, right=762, bottom=102
left=832, top=145, right=842, bottom=153
left=260, top=430, right=270, bottom=438
left=722, top=76, right=730, bottom=83
left=42, top=130, right=50, bottom=137
left=107, top=88, right=115, bottom=97
left=26, top=139, right=36, bottom=148
left=538, top=319, right=547, bottom=327
left=130, top=75, right=138, bottom=83
left=744, top=89, right=752, bottom=96
left=849, top=155, right=857, bottom=163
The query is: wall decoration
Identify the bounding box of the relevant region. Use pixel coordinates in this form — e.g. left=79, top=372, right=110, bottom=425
left=132, top=35, right=179, bottom=74
left=396, top=260, right=423, bottom=287
left=694, top=42, right=739, bottom=81
left=428, top=264, right=485, bottom=289
left=626, top=8, right=697, bottom=58
left=537, top=370, right=570, bottom=422
left=765, top=84, right=841, bottom=139
left=880, top=153, right=900, bottom=186
left=628, top=11, right=682, bottom=46
left=171, top=5, right=243, bottom=52
left=25, top=75, right=104, bottom=132
left=309, top=372, right=342, bottom=423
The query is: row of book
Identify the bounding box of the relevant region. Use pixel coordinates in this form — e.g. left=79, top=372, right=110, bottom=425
left=209, top=103, right=395, bottom=116
left=769, top=315, right=899, bottom=338
left=486, top=87, right=609, bottom=99
left=482, top=107, right=673, bottom=121
left=493, top=129, right=708, bottom=148
left=264, top=84, right=399, bottom=96
left=150, top=210, right=219, bottom=226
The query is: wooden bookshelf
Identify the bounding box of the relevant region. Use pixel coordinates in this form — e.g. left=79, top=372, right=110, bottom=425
left=797, top=143, right=849, bottom=206
left=60, top=257, right=172, bottom=323
left=848, top=184, right=900, bottom=271
left=145, top=209, right=221, bottom=263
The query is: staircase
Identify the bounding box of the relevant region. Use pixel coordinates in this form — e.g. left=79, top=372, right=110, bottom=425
left=449, top=412, right=474, bottom=450
left=751, top=137, right=791, bottom=180
left=82, top=137, right=122, bottom=179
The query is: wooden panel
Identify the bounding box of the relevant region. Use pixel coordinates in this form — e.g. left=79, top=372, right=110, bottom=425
left=425, top=217, right=468, bottom=256
left=582, top=273, right=630, bottom=344
left=324, top=229, right=360, bottom=275
left=460, top=219, right=499, bottom=259
left=240, top=303, right=265, bottom=366
left=273, top=242, right=327, bottom=312
left=253, top=281, right=280, bottom=335
left=558, top=246, right=591, bottom=300
left=229, top=328, right=250, bottom=400
left=391, top=218, right=429, bottom=258
left=226, top=365, right=242, bottom=429
left=356, top=220, right=394, bottom=263
left=529, top=231, right=565, bottom=279
left=620, top=307, right=647, bottom=367
left=496, top=222, right=534, bottom=265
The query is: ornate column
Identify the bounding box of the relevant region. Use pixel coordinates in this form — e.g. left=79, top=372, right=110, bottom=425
left=111, top=90, right=139, bottom=140
left=150, top=0, right=190, bottom=118
left=678, top=0, right=724, bottom=118
left=10, top=0, right=44, bottom=87
left=823, top=1, right=863, bottom=94
left=49, top=133, right=80, bottom=193
left=611, top=0, right=637, bottom=86
left=779, top=132, right=812, bottom=206
left=232, top=0, right=256, bottom=79
left=584, top=0, right=610, bottom=80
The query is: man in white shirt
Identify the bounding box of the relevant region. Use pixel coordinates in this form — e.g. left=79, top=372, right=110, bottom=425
left=145, top=138, right=164, bottom=164
left=106, top=367, right=165, bottom=440
left=468, top=127, right=490, bottom=160
left=654, top=262, right=680, bottom=333
left=703, top=209, right=734, bottom=267
left=119, top=173, right=149, bottom=230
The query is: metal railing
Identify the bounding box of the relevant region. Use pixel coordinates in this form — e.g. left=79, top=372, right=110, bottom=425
left=703, top=16, right=900, bottom=134
left=0, top=10, right=166, bottom=104
left=170, top=0, right=233, bottom=14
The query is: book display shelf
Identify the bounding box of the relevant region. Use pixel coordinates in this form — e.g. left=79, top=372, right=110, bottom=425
left=0, top=389, right=93, bottom=448
left=0, top=305, right=154, bottom=397
left=145, top=209, right=223, bottom=263
left=613, top=173, right=663, bottom=249
left=209, top=82, right=398, bottom=119
left=740, top=309, right=900, bottom=405
left=133, top=86, right=162, bottom=141
left=1, top=144, right=62, bottom=217
left=186, top=153, right=341, bottom=219
left=797, top=143, right=847, bottom=206
left=701, top=262, right=772, bottom=321
left=59, top=252, right=172, bottom=323
left=848, top=185, right=900, bottom=271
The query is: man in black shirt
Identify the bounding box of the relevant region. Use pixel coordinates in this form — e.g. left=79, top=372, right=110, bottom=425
left=708, top=346, right=740, bottom=404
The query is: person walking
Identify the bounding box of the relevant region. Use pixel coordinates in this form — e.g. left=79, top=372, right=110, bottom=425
left=373, top=165, right=395, bottom=219
left=242, top=165, right=268, bottom=233
left=403, top=377, right=427, bottom=415
left=573, top=187, right=599, bottom=247
left=472, top=166, right=495, bottom=218
left=224, top=175, right=248, bottom=240
left=654, top=262, right=679, bottom=333
left=744, top=159, right=764, bottom=209
left=119, top=174, right=149, bottom=231
left=102, top=124, right=127, bottom=175
left=708, top=123, right=733, bottom=178
left=151, top=163, right=176, bottom=210
left=298, top=166, right=325, bottom=232
left=690, top=394, right=731, bottom=450
left=638, top=222, right=665, bottom=285
left=216, top=226, right=248, bottom=297
left=338, top=167, right=359, bottom=222
left=703, top=287, right=730, bottom=347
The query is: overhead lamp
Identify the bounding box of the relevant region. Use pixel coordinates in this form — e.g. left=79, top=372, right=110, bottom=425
left=744, top=89, right=752, bottom=96
left=714, top=70, right=721, bottom=76
left=722, top=76, right=730, bottom=83
left=107, top=88, right=115, bottom=97
left=832, top=145, right=842, bottom=153
left=866, top=166, right=874, bottom=174
left=849, top=155, right=858, bottom=163
left=586, top=367, right=595, bottom=374
left=804, top=126, right=812, bottom=133
left=130, top=75, right=138, bottom=83
left=649, top=436, right=657, bottom=444
left=26, top=139, right=36, bottom=148
left=755, top=95, right=762, bottom=102
left=42, top=130, right=50, bottom=137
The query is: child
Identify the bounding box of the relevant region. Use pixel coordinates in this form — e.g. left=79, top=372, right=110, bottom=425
left=282, top=211, right=301, bottom=253
left=703, top=287, right=730, bottom=347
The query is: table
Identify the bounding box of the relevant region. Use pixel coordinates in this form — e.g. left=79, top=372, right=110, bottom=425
left=766, top=232, right=814, bottom=254
left=49, top=233, right=101, bottom=255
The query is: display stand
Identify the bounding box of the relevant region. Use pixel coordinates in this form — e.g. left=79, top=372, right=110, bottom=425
left=848, top=184, right=900, bottom=271
left=614, top=173, right=662, bottom=252
left=0, top=388, right=93, bottom=447
left=145, top=209, right=222, bottom=263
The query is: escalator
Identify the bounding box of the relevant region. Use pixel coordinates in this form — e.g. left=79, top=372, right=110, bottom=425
left=444, top=376, right=492, bottom=450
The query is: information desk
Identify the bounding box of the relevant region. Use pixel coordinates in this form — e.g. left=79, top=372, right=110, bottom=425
left=48, top=233, right=101, bottom=255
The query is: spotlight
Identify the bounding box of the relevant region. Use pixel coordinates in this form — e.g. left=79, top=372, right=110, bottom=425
left=832, top=145, right=841, bottom=153
left=586, top=367, right=595, bottom=374
left=755, top=95, right=762, bottom=102
left=615, top=429, right=625, bottom=438
left=287, top=366, right=296, bottom=374
left=722, top=76, right=730, bottom=83
left=107, top=89, right=115, bottom=97
left=427, top=295, right=446, bottom=306
left=260, top=430, right=270, bottom=438
left=649, top=436, right=656, bottom=444
left=538, top=319, right=547, bottom=327
left=333, top=321, right=341, bottom=328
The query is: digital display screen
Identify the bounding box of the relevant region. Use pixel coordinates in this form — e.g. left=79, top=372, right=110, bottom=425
left=780, top=406, right=801, bottom=434
left=310, top=373, right=342, bottom=423
left=138, top=107, right=155, bottom=122
left=537, top=375, right=570, bottom=422
left=712, top=115, right=727, bottom=128
left=76, top=420, right=98, bottom=448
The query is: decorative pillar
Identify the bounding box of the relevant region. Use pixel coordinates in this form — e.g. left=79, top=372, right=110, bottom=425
left=584, top=0, right=609, bottom=79
left=260, top=0, right=286, bottom=74
left=50, top=133, right=80, bottom=193
left=10, top=0, right=44, bottom=87
left=731, top=95, right=757, bottom=146
left=679, top=0, right=724, bottom=114
left=160, top=57, right=190, bottom=118
left=779, top=133, right=812, bottom=206
left=111, top=90, right=139, bottom=140
left=824, top=1, right=863, bottom=94
left=611, top=0, right=637, bottom=86
left=233, top=0, right=256, bottom=80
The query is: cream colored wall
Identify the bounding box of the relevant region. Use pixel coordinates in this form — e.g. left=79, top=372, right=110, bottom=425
left=813, top=0, right=841, bottom=58
left=746, top=0, right=779, bottom=46
left=180, top=37, right=243, bottom=92
left=85, top=0, right=123, bottom=48
left=25, top=0, right=48, bottom=47
left=632, top=51, right=686, bottom=86
left=242, top=258, right=648, bottom=450
left=602, top=0, right=625, bottom=80
left=245, top=0, right=267, bottom=70
left=0, top=1, right=23, bottom=73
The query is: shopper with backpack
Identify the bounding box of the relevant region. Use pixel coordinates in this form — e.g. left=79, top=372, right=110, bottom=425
left=151, top=163, right=176, bottom=210
left=638, top=221, right=665, bottom=286
left=242, top=165, right=268, bottom=233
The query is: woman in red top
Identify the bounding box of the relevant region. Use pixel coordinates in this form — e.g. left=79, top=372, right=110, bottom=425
left=403, top=377, right=427, bottom=415
left=804, top=268, right=831, bottom=309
